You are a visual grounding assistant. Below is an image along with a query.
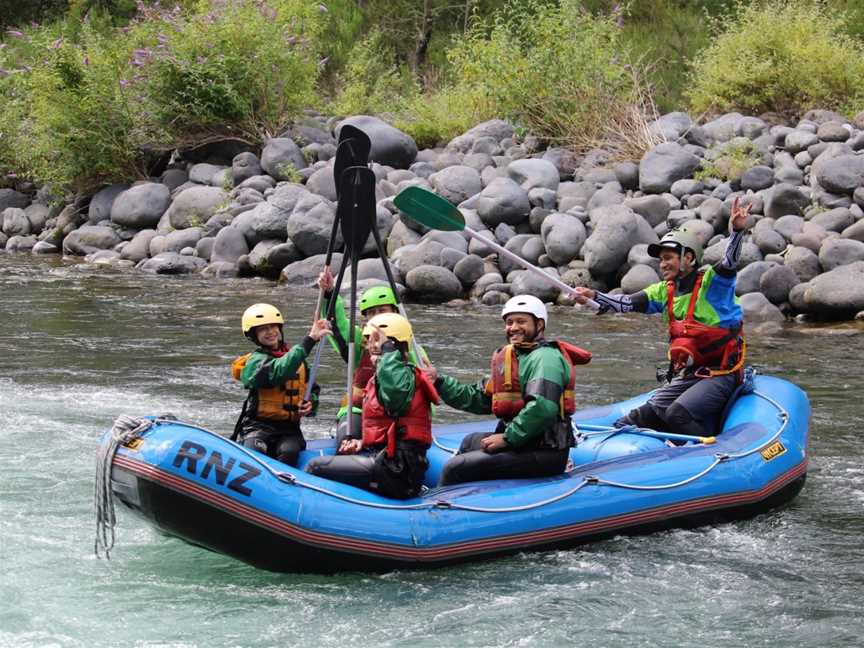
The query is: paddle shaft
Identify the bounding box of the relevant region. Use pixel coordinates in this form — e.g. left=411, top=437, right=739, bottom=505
left=346, top=252, right=361, bottom=440
left=369, top=221, right=427, bottom=367
left=304, top=255, right=350, bottom=400
left=464, top=224, right=601, bottom=310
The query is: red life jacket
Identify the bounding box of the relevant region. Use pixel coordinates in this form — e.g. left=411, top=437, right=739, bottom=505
left=486, top=341, right=592, bottom=420
left=362, top=367, right=440, bottom=457
left=341, top=350, right=376, bottom=410
left=666, top=272, right=746, bottom=377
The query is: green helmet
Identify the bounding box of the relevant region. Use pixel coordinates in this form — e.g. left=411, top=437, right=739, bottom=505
left=648, top=226, right=703, bottom=265
left=359, top=285, right=397, bottom=313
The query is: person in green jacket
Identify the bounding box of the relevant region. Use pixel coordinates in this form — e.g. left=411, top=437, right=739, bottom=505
left=231, top=303, right=331, bottom=467
left=317, top=267, right=429, bottom=444
left=304, top=313, right=439, bottom=499
left=572, top=197, right=752, bottom=438
left=426, top=295, right=588, bottom=487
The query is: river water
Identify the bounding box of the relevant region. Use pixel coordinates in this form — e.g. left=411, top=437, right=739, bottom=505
left=1, top=254, right=862, bottom=648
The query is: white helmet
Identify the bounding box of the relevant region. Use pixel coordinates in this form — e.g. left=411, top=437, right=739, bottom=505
left=501, top=294, right=548, bottom=325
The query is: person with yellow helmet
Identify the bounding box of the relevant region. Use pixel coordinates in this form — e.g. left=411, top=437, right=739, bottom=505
left=304, top=313, right=439, bottom=499
left=572, top=197, right=753, bottom=438
left=230, top=303, right=331, bottom=466
left=317, top=267, right=430, bottom=445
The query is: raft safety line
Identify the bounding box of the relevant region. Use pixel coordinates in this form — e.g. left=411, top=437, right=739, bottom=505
left=113, top=386, right=790, bottom=515
left=94, top=415, right=155, bottom=559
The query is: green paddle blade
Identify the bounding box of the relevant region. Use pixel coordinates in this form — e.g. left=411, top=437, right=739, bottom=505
left=394, top=186, right=465, bottom=232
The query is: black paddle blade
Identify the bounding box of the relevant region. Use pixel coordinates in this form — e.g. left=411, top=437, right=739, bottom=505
left=338, top=165, right=376, bottom=258
left=338, top=124, right=372, bottom=154
left=333, top=125, right=371, bottom=200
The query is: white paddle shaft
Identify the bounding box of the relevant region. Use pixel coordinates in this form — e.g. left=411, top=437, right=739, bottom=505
left=464, top=225, right=601, bottom=310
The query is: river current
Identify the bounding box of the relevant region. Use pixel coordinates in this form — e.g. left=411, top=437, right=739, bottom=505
left=1, top=254, right=862, bottom=648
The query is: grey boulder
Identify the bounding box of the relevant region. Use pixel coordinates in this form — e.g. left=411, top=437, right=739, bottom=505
left=639, top=143, right=701, bottom=194
left=405, top=265, right=462, bottom=301
left=338, top=116, right=418, bottom=168
left=165, top=186, right=228, bottom=229
left=260, top=137, right=308, bottom=179
left=110, top=183, right=171, bottom=229
left=429, top=165, right=482, bottom=205
left=62, top=225, right=121, bottom=256
left=802, top=261, right=864, bottom=317
left=88, top=184, right=129, bottom=223
left=138, top=252, right=206, bottom=275
left=759, top=264, right=800, bottom=304
left=476, top=177, right=530, bottom=228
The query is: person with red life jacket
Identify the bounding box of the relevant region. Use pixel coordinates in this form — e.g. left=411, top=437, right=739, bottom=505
left=317, top=268, right=430, bottom=447
left=304, top=313, right=439, bottom=499
left=426, top=295, right=591, bottom=487
left=572, top=197, right=752, bottom=438
left=231, top=304, right=331, bottom=467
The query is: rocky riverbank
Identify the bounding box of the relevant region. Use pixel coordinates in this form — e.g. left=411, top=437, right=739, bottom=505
left=3, top=111, right=864, bottom=322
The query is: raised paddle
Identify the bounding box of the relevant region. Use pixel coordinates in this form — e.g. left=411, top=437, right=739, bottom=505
left=393, top=186, right=601, bottom=310
left=337, top=165, right=376, bottom=440
left=303, top=130, right=372, bottom=400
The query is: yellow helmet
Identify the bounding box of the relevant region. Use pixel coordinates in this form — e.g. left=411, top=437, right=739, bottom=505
left=241, top=303, right=284, bottom=334
left=363, top=313, right=412, bottom=343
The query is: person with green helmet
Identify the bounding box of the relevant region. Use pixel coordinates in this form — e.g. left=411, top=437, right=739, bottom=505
left=304, top=313, right=439, bottom=499
left=573, top=197, right=753, bottom=438
left=317, top=268, right=430, bottom=446
left=231, top=303, right=331, bottom=467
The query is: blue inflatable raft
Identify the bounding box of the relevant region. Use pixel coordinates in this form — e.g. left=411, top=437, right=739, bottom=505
left=101, top=374, right=809, bottom=573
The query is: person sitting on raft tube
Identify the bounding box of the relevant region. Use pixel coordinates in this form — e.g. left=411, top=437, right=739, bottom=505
left=304, top=313, right=439, bottom=499
left=572, top=197, right=752, bottom=439
left=317, top=267, right=430, bottom=446
left=231, top=303, right=331, bottom=467
left=424, top=295, right=591, bottom=487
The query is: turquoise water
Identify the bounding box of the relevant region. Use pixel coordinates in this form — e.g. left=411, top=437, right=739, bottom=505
left=1, top=254, right=863, bottom=647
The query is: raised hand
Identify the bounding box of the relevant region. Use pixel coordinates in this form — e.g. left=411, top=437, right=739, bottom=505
left=730, top=196, right=752, bottom=232
left=309, top=318, right=332, bottom=341
left=317, top=267, right=335, bottom=292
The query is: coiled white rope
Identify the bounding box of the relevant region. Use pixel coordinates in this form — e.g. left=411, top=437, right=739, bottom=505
left=94, top=415, right=153, bottom=559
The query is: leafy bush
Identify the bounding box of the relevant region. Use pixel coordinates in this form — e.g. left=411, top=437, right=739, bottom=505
left=0, top=20, right=154, bottom=191
left=395, top=86, right=495, bottom=149
left=330, top=29, right=418, bottom=118
left=694, top=139, right=764, bottom=183
left=140, top=0, right=326, bottom=141
left=688, top=1, right=864, bottom=116
left=400, top=0, right=655, bottom=153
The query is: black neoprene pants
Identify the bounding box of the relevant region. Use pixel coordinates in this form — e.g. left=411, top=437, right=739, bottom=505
left=438, top=431, right=569, bottom=487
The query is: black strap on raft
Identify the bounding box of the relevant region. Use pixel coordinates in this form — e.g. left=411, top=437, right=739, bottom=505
left=231, top=395, right=250, bottom=442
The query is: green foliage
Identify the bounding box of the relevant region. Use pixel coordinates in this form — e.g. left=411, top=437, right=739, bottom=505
left=395, top=86, right=495, bottom=149
left=694, top=139, right=763, bottom=182
left=0, top=20, right=155, bottom=190
left=688, top=0, right=864, bottom=116
left=404, top=0, right=645, bottom=151
left=330, top=29, right=419, bottom=117
left=141, top=0, right=326, bottom=141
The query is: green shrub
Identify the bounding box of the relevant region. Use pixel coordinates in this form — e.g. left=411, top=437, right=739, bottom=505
left=395, top=85, right=495, bottom=149
left=694, top=139, right=763, bottom=183
left=403, top=0, right=654, bottom=153
left=330, top=29, right=418, bottom=118
left=0, top=20, right=155, bottom=191
left=688, top=1, right=864, bottom=116
left=140, top=0, right=326, bottom=141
